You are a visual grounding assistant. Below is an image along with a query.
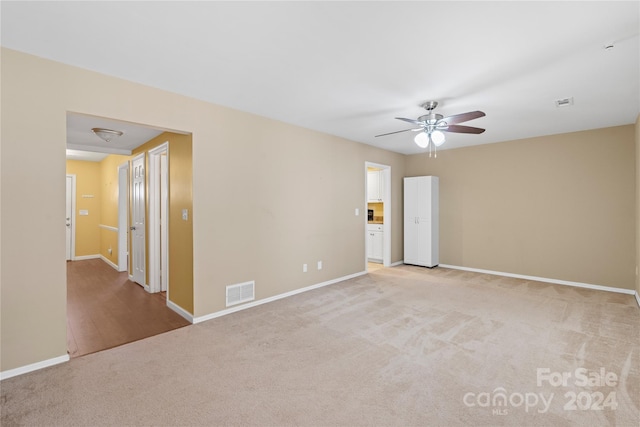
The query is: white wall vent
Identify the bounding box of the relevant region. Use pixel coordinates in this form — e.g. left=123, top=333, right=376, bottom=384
left=226, top=281, right=255, bottom=307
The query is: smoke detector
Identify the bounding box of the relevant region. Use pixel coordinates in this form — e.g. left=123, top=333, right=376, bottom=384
left=555, top=97, right=574, bottom=108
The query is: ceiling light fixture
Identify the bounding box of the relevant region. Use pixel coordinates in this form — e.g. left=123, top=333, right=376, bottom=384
left=414, top=126, right=446, bottom=157
left=91, top=127, right=123, bottom=143
left=414, top=132, right=430, bottom=148
left=376, top=101, right=486, bottom=158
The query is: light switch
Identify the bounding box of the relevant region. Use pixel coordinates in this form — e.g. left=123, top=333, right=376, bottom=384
left=355, top=208, right=359, bottom=216
left=182, top=209, right=189, bottom=221
left=79, top=210, right=89, bottom=216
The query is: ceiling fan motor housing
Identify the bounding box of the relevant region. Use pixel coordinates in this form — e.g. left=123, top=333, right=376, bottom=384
left=418, top=113, right=443, bottom=124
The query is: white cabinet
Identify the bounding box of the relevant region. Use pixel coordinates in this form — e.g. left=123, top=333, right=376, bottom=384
left=367, top=224, right=383, bottom=262
left=367, top=170, right=384, bottom=202
left=404, top=176, right=439, bottom=267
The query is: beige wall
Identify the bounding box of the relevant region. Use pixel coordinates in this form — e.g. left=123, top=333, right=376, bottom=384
left=0, top=48, right=406, bottom=371
left=1, top=47, right=636, bottom=374
left=406, top=126, right=636, bottom=290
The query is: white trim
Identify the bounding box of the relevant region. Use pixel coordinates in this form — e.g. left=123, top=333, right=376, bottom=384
left=129, top=274, right=150, bottom=292
left=98, top=224, right=118, bottom=232
left=100, top=255, right=119, bottom=271
left=0, top=354, right=69, bottom=381
left=167, top=299, right=194, bottom=323
left=390, top=260, right=404, bottom=267
left=193, top=270, right=367, bottom=324
left=439, top=264, right=636, bottom=295
left=73, top=254, right=100, bottom=261
left=635, top=292, right=640, bottom=308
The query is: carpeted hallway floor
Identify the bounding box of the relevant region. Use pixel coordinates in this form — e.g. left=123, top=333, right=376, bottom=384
left=1, top=265, right=639, bottom=426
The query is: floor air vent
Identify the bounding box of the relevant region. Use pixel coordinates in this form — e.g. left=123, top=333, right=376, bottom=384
left=226, top=281, right=255, bottom=307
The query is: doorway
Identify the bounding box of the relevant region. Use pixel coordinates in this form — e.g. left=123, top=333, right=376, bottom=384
left=65, top=111, right=194, bottom=358
left=365, top=162, right=391, bottom=271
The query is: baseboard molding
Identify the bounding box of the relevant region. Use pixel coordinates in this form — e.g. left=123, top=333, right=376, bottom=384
left=100, top=255, right=119, bottom=271
left=128, top=275, right=149, bottom=292
left=0, top=354, right=69, bottom=381
left=439, top=264, right=636, bottom=295
left=390, top=260, right=404, bottom=267
left=635, top=292, right=640, bottom=308
left=98, top=224, right=118, bottom=232
left=167, top=299, right=194, bottom=323
left=193, top=270, right=368, bottom=324
left=73, top=254, right=100, bottom=261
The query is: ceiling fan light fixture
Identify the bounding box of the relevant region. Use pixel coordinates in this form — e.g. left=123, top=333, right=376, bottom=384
left=414, top=132, right=430, bottom=148
left=431, top=130, right=446, bottom=146
left=91, top=127, right=123, bottom=143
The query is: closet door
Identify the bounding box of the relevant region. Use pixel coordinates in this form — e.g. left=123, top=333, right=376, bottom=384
left=403, top=177, right=420, bottom=265
left=404, top=176, right=438, bottom=267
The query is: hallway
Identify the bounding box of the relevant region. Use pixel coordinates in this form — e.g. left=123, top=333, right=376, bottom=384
left=67, top=259, right=191, bottom=358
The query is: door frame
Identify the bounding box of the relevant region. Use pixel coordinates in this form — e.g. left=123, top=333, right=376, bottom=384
left=117, top=161, right=129, bottom=272
left=364, top=162, right=391, bottom=268
left=66, top=174, right=77, bottom=261
left=148, top=142, right=169, bottom=295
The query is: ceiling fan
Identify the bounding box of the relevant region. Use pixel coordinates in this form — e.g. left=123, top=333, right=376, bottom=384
left=375, top=101, right=486, bottom=157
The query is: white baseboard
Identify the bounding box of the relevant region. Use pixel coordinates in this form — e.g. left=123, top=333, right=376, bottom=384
left=0, top=354, right=69, bottom=381
left=73, top=254, right=100, bottom=261
left=128, top=275, right=149, bottom=292
left=100, top=255, right=119, bottom=271
left=390, top=260, right=404, bottom=267
left=635, top=292, right=640, bottom=308
left=167, top=299, right=194, bottom=323
left=193, top=270, right=368, bottom=324
left=439, top=264, right=636, bottom=295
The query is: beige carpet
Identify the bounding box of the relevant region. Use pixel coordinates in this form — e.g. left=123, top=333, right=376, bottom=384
left=1, top=265, right=639, bottom=426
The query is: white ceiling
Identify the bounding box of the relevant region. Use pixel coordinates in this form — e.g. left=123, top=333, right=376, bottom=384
left=2, top=1, right=639, bottom=155
left=66, top=113, right=165, bottom=161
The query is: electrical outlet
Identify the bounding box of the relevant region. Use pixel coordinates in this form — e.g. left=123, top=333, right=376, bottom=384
left=303, top=264, right=308, bottom=273
left=317, top=261, right=322, bottom=270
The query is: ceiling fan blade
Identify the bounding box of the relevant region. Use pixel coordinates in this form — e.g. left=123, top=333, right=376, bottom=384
left=443, top=124, right=486, bottom=134
left=396, top=117, right=425, bottom=126
left=375, top=128, right=422, bottom=137
left=439, top=111, right=485, bottom=125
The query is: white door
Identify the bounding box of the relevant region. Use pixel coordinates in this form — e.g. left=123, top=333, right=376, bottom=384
left=132, top=153, right=146, bottom=286
left=404, top=176, right=438, bottom=267
left=404, top=177, right=415, bottom=264
left=65, top=175, right=75, bottom=261
left=148, top=144, right=169, bottom=294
